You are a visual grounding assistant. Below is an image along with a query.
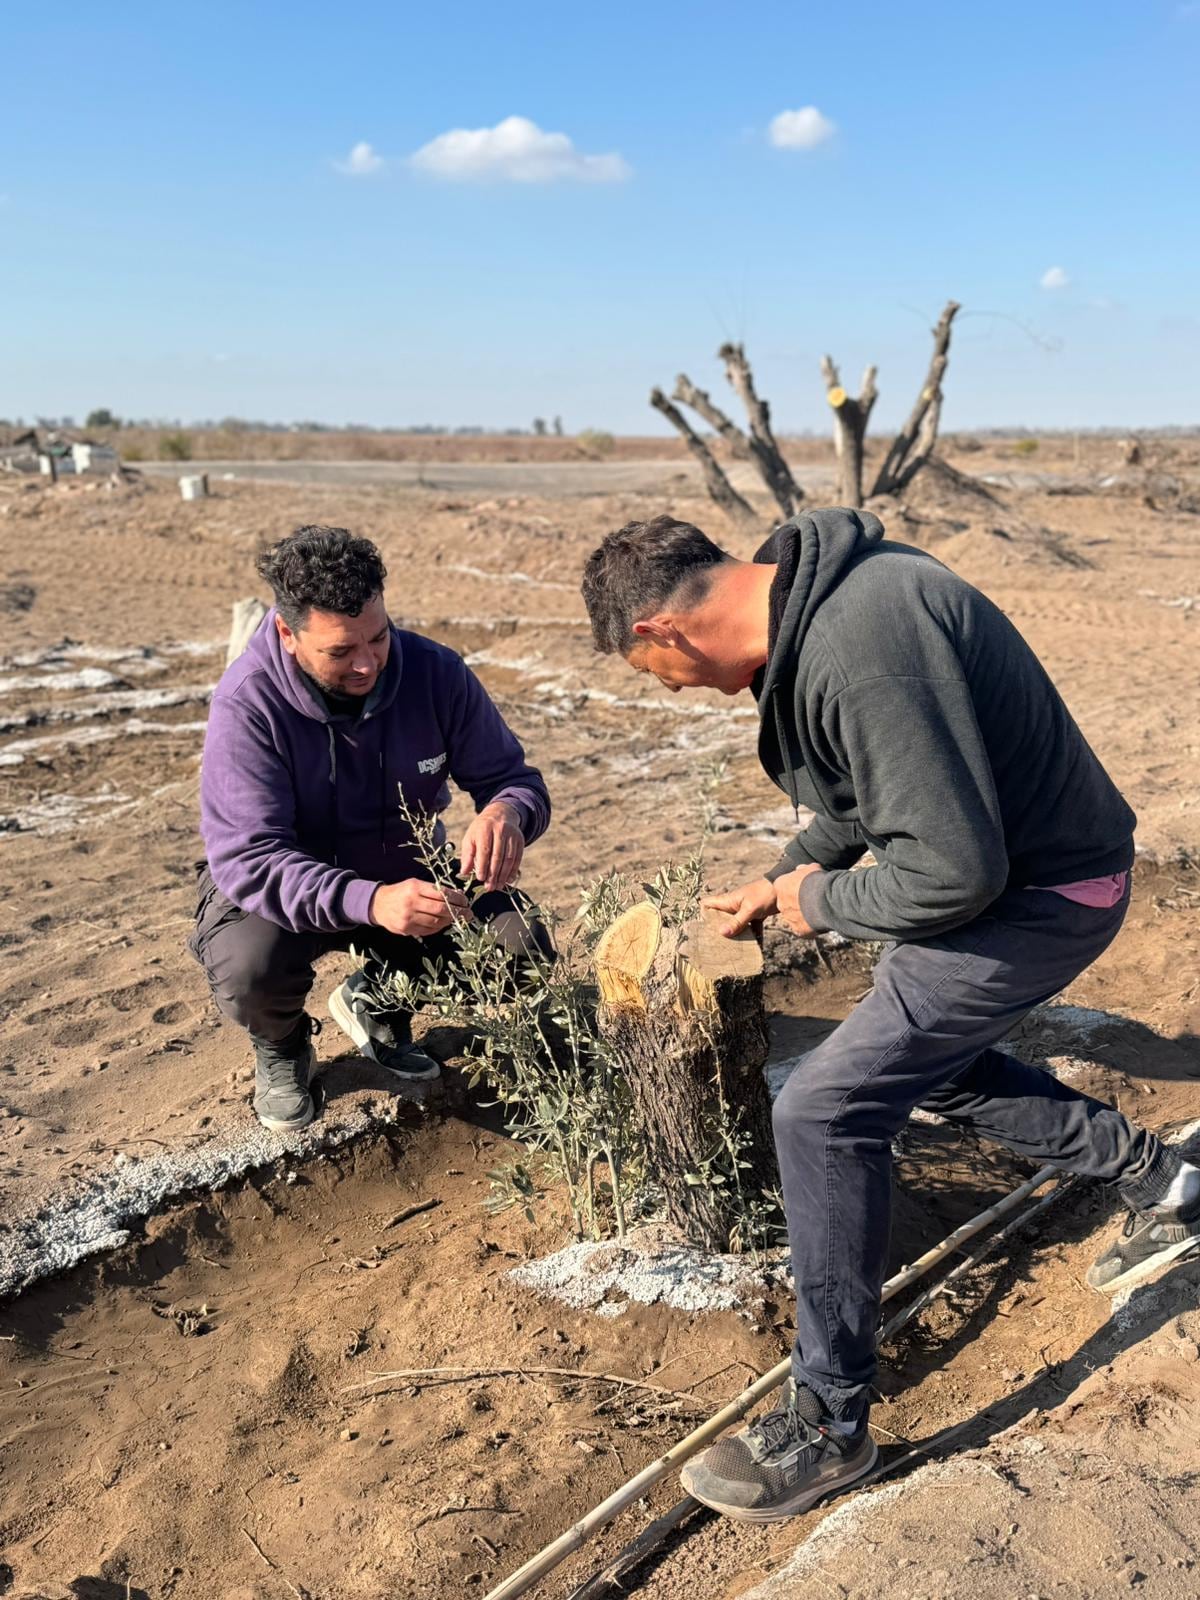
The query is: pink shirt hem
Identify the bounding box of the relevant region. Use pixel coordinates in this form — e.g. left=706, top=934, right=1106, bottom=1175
left=1028, top=871, right=1129, bottom=909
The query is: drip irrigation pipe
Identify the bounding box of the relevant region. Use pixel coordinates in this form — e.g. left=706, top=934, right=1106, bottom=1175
left=877, top=1174, right=1075, bottom=1344
left=484, top=1162, right=1059, bottom=1600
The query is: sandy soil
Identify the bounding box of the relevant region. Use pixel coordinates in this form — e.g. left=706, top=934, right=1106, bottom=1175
left=1, top=446, right=1198, bottom=1598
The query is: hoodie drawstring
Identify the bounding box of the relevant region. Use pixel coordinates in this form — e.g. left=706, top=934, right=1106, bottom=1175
left=774, top=697, right=802, bottom=821
left=327, top=726, right=339, bottom=866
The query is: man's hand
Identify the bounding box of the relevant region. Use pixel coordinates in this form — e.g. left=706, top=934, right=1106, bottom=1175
left=702, top=865, right=823, bottom=939
left=701, top=876, right=780, bottom=936
left=370, top=878, right=472, bottom=938
left=460, top=800, right=525, bottom=892
left=774, top=864, right=823, bottom=938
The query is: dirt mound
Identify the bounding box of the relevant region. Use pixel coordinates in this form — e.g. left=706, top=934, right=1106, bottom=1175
left=868, top=457, right=1094, bottom=576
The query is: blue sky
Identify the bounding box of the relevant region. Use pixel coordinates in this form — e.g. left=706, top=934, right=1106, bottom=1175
left=2, top=1, right=1197, bottom=432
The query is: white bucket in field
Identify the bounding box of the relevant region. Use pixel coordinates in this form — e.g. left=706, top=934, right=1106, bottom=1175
left=72, top=443, right=119, bottom=474
left=179, top=474, right=209, bottom=501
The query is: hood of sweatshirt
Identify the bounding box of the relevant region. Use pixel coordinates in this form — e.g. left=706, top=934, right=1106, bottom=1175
left=237, top=606, right=405, bottom=725
left=752, top=506, right=885, bottom=811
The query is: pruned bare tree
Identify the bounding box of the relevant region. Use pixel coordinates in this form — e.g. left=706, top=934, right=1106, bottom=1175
left=653, top=299, right=961, bottom=525
left=820, top=356, right=878, bottom=508
left=652, top=350, right=804, bottom=524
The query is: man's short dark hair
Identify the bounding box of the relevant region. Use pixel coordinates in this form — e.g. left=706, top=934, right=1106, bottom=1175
left=580, top=515, right=729, bottom=655
left=255, top=525, right=387, bottom=632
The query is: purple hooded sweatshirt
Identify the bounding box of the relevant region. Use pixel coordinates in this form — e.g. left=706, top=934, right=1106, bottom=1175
left=198, top=610, right=550, bottom=934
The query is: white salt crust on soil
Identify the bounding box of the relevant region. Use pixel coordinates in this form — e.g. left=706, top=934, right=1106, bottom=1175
left=509, top=1232, right=788, bottom=1317
left=0, top=1097, right=412, bottom=1300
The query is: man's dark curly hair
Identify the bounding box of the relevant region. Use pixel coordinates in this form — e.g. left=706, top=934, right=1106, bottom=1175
left=255, top=525, right=387, bottom=632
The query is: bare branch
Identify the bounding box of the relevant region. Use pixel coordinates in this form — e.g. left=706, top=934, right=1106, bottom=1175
left=649, top=387, right=759, bottom=530
left=718, top=342, right=804, bottom=518
left=871, top=300, right=960, bottom=497
left=671, top=375, right=752, bottom=460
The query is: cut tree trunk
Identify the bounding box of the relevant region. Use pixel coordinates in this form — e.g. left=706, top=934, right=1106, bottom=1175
left=594, top=903, right=774, bottom=1251
left=649, top=388, right=760, bottom=531
left=820, top=356, right=878, bottom=508
left=226, top=597, right=268, bottom=667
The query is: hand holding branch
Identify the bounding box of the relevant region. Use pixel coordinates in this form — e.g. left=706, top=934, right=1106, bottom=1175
left=370, top=878, right=472, bottom=938
left=460, top=800, right=525, bottom=892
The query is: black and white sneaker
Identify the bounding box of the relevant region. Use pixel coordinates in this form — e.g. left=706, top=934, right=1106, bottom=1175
left=252, top=1016, right=320, bottom=1133
left=1087, top=1198, right=1200, bottom=1294
left=328, top=973, right=441, bottom=1082
left=680, top=1379, right=877, bottom=1524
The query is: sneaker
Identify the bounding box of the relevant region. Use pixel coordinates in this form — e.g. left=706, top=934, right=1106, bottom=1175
left=328, top=973, right=441, bottom=1082
left=252, top=1017, right=319, bottom=1133
left=679, top=1380, right=878, bottom=1524
left=1087, top=1198, right=1200, bottom=1294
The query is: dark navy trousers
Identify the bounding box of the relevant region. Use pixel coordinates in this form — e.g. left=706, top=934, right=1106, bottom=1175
left=772, top=882, right=1172, bottom=1420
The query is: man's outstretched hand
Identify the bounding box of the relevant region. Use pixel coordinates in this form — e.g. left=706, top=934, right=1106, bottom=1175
left=370, top=878, right=472, bottom=938
left=461, top=800, right=525, bottom=892
left=701, top=876, right=779, bottom=936
left=702, top=864, right=822, bottom=938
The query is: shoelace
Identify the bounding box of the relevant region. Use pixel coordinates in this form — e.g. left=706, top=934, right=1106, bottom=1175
left=262, top=1017, right=321, bottom=1087
left=748, top=1404, right=821, bottom=1460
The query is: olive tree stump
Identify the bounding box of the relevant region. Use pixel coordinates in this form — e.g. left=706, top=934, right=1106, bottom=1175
left=593, top=903, right=775, bottom=1251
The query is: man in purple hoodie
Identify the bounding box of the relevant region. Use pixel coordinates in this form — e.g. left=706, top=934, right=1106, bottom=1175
left=190, top=525, right=551, bottom=1133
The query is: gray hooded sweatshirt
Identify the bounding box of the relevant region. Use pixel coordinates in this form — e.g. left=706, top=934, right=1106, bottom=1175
left=754, top=509, right=1135, bottom=942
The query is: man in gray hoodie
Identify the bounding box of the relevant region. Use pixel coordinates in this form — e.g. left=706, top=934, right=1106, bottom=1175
left=581, top=508, right=1200, bottom=1523
left=193, top=525, right=551, bottom=1133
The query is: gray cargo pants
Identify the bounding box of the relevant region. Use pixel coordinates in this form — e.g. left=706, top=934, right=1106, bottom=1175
left=188, top=864, right=553, bottom=1044
left=773, top=881, right=1173, bottom=1421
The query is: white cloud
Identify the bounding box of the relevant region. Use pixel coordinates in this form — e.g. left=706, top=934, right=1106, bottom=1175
left=335, top=141, right=384, bottom=177
left=768, top=107, right=836, bottom=150
left=409, top=116, right=630, bottom=183
left=1040, top=265, right=1070, bottom=290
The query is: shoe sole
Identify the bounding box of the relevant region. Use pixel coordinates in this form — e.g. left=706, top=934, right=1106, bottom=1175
left=255, top=1101, right=316, bottom=1134
left=1088, top=1234, right=1200, bottom=1295
left=680, top=1437, right=879, bottom=1524
left=328, top=982, right=441, bottom=1082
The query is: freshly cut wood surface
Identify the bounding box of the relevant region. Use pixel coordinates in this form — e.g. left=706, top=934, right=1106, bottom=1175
left=593, top=901, right=663, bottom=1009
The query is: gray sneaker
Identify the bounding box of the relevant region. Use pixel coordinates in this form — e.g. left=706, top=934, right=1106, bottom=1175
left=252, top=1017, right=319, bottom=1133
left=680, top=1380, right=877, bottom=1524
left=328, top=973, right=441, bottom=1082
left=1087, top=1195, right=1200, bottom=1294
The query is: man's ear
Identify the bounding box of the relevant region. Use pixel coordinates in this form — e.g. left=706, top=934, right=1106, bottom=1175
left=274, top=613, right=298, bottom=658
left=631, top=615, right=677, bottom=646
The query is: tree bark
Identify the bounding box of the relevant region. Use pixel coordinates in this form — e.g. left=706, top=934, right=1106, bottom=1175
left=820, top=356, right=878, bottom=508
left=871, top=300, right=960, bottom=497
left=718, top=342, right=804, bottom=519
left=649, top=388, right=759, bottom=531
left=671, top=375, right=752, bottom=460
left=594, top=904, right=774, bottom=1252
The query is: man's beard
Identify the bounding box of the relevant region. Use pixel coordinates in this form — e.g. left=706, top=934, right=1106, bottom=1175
left=299, top=658, right=378, bottom=698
